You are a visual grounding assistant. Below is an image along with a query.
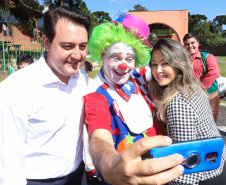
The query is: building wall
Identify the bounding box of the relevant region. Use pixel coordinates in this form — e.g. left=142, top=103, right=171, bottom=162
left=11, top=23, right=32, bottom=43
left=127, top=10, right=189, bottom=43
left=0, top=23, right=32, bottom=43
left=200, top=46, right=226, bottom=56
left=0, top=23, right=11, bottom=42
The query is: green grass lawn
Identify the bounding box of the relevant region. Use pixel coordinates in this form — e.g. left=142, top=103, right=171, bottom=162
left=220, top=101, right=226, bottom=106
left=0, top=75, right=8, bottom=82
left=218, top=62, right=226, bottom=77
left=217, top=56, right=226, bottom=62
left=217, top=56, right=226, bottom=77
left=89, top=68, right=99, bottom=79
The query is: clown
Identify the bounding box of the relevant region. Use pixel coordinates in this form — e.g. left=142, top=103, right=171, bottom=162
left=84, top=13, right=165, bottom=156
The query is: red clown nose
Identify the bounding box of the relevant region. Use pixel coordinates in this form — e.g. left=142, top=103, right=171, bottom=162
left=118, top=63, right=128, bottom=70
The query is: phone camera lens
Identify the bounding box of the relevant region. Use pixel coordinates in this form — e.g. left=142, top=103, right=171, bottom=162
left=187, top=155, right=198, bottom=165
left=183, top=154, right=201, bottom=169
left=205, top=152, right=218, bottom=161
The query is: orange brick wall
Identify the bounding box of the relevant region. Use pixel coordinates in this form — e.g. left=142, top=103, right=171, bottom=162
left=0, top=23, right=33, bottom=43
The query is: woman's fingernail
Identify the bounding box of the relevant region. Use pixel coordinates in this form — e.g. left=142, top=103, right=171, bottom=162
left=178, top=165, right=184, bottom=174
left=177, top=154, right=184, bottom=163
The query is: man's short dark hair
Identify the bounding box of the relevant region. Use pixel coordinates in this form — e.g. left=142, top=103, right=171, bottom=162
left=84, top=61, right=93, bottom=72
left=43, top=6, right=91, bottom=43
left=183, top=33, right=199, bottom=42
left=16, top=53, right=34, bottom=66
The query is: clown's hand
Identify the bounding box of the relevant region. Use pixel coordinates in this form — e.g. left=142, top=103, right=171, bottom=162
left=89, top=129, right=184, bottom=185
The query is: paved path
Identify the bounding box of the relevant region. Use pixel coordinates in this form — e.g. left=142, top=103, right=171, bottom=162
left=217, top=94, right=226, bottom=147
left=216, top=57, right=226, bottom=135
left=218, top=95, right=226, bottom=136
left=216, top=57, right=226, bottom=64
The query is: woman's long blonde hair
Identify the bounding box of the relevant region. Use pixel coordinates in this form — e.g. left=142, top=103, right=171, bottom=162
left=148, top=38, right=205, bottom=123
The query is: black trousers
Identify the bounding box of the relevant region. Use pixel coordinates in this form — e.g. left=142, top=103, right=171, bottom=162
left=27, top=161, right=86, bottom=185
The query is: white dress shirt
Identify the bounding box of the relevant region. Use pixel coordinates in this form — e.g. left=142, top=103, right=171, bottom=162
left=0, top=53, right=88, bottom=185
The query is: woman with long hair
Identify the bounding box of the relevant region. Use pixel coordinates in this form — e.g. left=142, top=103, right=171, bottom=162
left=149, top=38, right=225, bottom=185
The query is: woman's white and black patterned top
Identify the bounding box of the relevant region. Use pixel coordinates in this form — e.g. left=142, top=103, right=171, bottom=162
left=166, top=89, right=226, bottom=185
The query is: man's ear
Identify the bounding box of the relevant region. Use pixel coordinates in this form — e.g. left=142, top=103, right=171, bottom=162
left=101, top=53, right=105, bottom=61
left=42, top=34, right=50, bottom=51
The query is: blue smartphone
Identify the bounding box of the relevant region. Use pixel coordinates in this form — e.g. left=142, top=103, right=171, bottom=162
left=149, top=137, right=224, bottom=174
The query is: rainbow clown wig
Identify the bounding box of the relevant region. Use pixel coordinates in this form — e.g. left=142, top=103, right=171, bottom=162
left=88, top=14, right=152, bottom=67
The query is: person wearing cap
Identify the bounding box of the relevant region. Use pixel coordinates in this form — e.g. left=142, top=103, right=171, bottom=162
left=84, top=13, right=184, bottom=185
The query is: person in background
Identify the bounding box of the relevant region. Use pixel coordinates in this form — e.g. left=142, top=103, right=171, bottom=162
left=183, top=33, right=220, bottom=123
left=83, top=60, right=99, bottom=183
left=84, top=13, right=184, bottom=185
left=149, top=38, right=225, bottom=185
left=0, top=6, right=90, bottom=185
left=83, top=61, right=94, bottom=83
left=16, top=53, right=34, bottom=70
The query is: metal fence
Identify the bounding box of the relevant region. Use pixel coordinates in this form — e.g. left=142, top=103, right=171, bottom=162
left=0, top=38, right=45, bottom=71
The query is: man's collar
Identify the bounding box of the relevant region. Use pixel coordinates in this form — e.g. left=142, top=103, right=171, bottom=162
left=196, top=51, right=202, bottom=58
left=192, top=50, right=202, bottom=59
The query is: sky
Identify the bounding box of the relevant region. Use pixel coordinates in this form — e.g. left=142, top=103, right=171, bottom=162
left=83, top=0, right=226, bottom=29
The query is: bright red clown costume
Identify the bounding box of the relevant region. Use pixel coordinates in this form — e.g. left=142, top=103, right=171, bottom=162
left=83, top=13, right=166, bottom=182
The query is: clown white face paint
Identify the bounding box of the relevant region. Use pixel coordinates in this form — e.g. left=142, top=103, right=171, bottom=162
left=102, top=42, right=136, bottom=85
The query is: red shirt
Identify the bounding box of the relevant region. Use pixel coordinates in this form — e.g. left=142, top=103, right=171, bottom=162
left=84, top=92, right=112, bottom=136
left=191, top=51, right=219, bottom=90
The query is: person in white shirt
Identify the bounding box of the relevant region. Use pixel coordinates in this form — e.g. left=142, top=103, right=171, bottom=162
left=0, top=6, right=90, bottom=185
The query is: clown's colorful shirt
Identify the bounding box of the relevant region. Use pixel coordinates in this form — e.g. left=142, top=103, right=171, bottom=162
left=84, top=68, right=165, bottom=153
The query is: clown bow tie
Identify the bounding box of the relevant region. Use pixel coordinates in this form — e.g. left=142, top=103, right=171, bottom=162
left=100, top=68, right=137, bottom=101
left=114, top=80, right=137, bottom=101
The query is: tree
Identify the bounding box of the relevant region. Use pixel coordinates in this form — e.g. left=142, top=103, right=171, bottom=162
left=188, top=14, right=226, bottom=46
left=88, top=11, right=111, bottom=39
left=0, top=0, right=44, bottom=21
left=128, top=4, right=148, bottom=12
left=209, top=21, right=223, bottom=34
left=44, top=0, right=90, bottom=14
left=22, top=0, right=44, bottom=12
left=222, top=30, right=226, bottom=38
left=0, top=0, right=11, bottom=12
left=43, top=0, right=112, bottom=37
left=92, top=11, right=111, bottom=23
left=213, top=15, right=226, bottom=27
left=20, top=0, right=44, bottom=33
left=188, top=14, right=207, bottom=34
left=198, top=31, right=225, bottom=46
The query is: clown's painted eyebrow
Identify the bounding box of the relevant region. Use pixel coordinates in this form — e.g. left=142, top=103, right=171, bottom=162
left=126, top=53, right=135, bottom=58
left=110, top=53, right=121, bottom=58
left=110, top=53, right=135, bottom=58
